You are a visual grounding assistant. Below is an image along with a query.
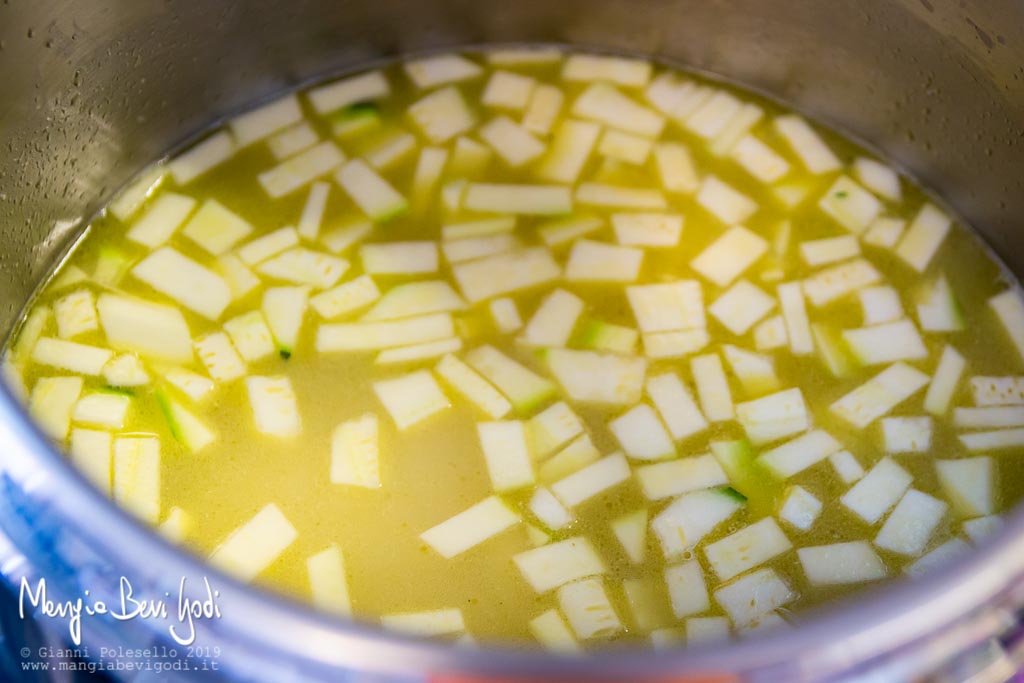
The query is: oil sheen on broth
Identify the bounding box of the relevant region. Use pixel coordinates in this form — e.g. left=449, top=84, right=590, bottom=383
left=4, top=49, right=1024, bottom=649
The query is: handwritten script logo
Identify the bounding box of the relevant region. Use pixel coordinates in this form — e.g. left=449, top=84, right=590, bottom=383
left=19, top=576, right=222, bottom=646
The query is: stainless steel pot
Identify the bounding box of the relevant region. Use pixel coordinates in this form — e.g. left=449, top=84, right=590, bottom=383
left=2, top=1, right=1024, bottom=681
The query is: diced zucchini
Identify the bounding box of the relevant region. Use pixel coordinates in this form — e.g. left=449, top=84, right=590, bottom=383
left=513, top=537, right=606, bottom=593
left=453, top=248, right=562, bottom=307
left=70, top=428, right=111, bottom=492
left=11, top=305, right=51, bottom=364
left=268, top=122, right=319, bottom=161
left=863, top=216, right=906, bottom=249
left=564, top=240, right=643, bottom=283
left=874, top=489, right=947, bottom=556
left=330, top=103, right=382, bottom=139
left=563, top=54, right=651, bottom=87
left=546, top=348, right=646, bottom=406
left=109, top=166, right=165, bottom=222
left=550, top=453, right=631, bottom=507
left=895, top=203, right=952, bottom=273
left=645, top=372, right=708, bottom=441
left=162, top=367, right=214, bottom=403
left=576, top=320, right=638, bottom=354
left=722, top=345, right=781, bottom=397
left=539, top=434, right=601, bottom=483
left=818, top=176, right=881, bottom=234
left=195, top=332, right=246, bottom=382
left=181, top=198, right=253, bottom=256
left=421, top=495, right=520, bottom=559
left=208, top=503, right=297, bottom=582
left=829, top=450, right=865, bottom=484
left=854, top=157, right=901, bottom=200
left=464, top=182, right=573, bottom=216
left=641, top=329, right=709, bottom=359
left=841, top=456, right=912, bottom=524
left=381, top=609, right=466, bottom=636
left=237, top=226, right=300, bottom=266
left=652, top=142, right=700, bottom=194
left=609, top=404, right=675, bottom=461
left=686, top=617, right=731, bottom=644
left=778, top=282, right=813, bottom=354
left=477, top=420, right=535, bottom=492
left=636, top=454, right=728, bottom=500
left=557, top=578, right=623, bottom=640
left=963, top=516, right=1002, bottom=544
left=757, top=429, right=841, bottom=479
left=797, top=542, right=886, bottom=585
left=481, top=69, right=537, bottom=110
left=169, top=131, right=236, bottom=185
left=664, top=561, right=710, bottom=621
left=126, top=192, right=197, bottom=248
left=29, top=376, right=83, bottom=441
left=529, top=487, right=574, bottom=531
left=623, top=576, right=672, bottom=632
left=960, top=428, right=1024, bottom=451
left=487, top=298, right=522, bottom=335
left=131, top=247, right=231, bottom=320
left=709, top=103, right=764, bottom=156
left=843, top=319, right=928, bottom=365
left=320, top=220, right=373, bottom=255
left=730, top=134, right=790, bottom=183
left=803, top=258, right=883, bottom=308
left=527, top=401, right=584, bottom=459
left=310, top=275, right=381, bottom=320
left=936, top=457, right=993, bottom=517
left=575, top=182, right=667, bottom=210
left=611, top=510, right=648, bottom=564
left=881, top=416, right=932, bottom=453
left=223, top=311, right=276, bottom=362
left=330, top=413, right=380, bottom=489
left=465, top=345, right=556, bottom=412
left=441, top=233, right=518, bottom=264
left=970, top=376, right=1024, bottom=406
left=643, top=72, right=701, bottom=118
left=32, top=337, right=113, bottom=376
left=258, top=141, right=346, bottom=199
left=442, top=216, right=516, bottom=241
left=433, top=354, right=511, bottom=420
left=916, top=274, right=965, bottom=332
left=705, top=517, right=792, bottom=580
left=651, top=488, right=744, bottom=558
left=365, top=131, right=417, bottom=171
left=376, top=337, right=461, bottom=364
left=691, top=225, right=768, bottom=288
left=154, top=389, right=216, bottom=453
left=573, top=83, right=665, bottom=137
left=245, top=376, right=301, bottom=437
left=294, top=182, right=331, bottom=241
left=53, top=289, right=98, bottom=339
left=811, top=321, right=860, bottom=378
left=709, top=279, right=775, bottom=336
left=611, top=212, right=683, bottom=248
left=905, top=538, right=971, bottom=578
left=715, top=568, right=795, bottom=627
left=372, top=369, right=449, bottom=430
left=306, top=544, right=352, bottom=616
left=72, top=391, right=130, bottom=429
left=529, top=609, right=581, bottom=654
left=778, top=485, right=822, bottom=531
left=308, top=70, right=390, bottom=114
left=361, top=282, right=465, bottom=322
left=102, top=353, right=150, bottom=387
left=407, top=86, right=476, bottom=143
left=990, top=289, right=1024, bottom=363
left=800, top=235, right=861, bottom=268
left=691, top=353, right=733, bottom=422
left=523, top=84, right=565, bottom=136
left=405, top=53, right=482, bottom=89
left=772, top=115, right=841, bottom=174
left=685, top=90, right=741, bottom=139
left=479, top=116, right=547, bottom=167
left=858, top=285, right=903, bottom=325
left=598, top=129, right=653, bottom=165
left=113, top=435, right=161, bottom=524
left=696, top=175, right=758, bottom=225
left=626, top=281, right=704, bottom=333
left=520, top=289, right=584, bottom=348
left=230, top=93, right=302, bottom=146
left=263, top=286, right=310, bottom=356
left=736, top=388, right=808, bottom=446
left=335, top=159, right=408, bottom=222
left=754, top=314, right=789, bottom=351
left=410, top=147, right=449, bottom=210
left=830, top=362, right=930, bottom=428
left=158, top=506, right=191, bottom=543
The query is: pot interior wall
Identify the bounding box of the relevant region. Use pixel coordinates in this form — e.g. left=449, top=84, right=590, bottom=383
left=2, top=1, right=1023, bottom=336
